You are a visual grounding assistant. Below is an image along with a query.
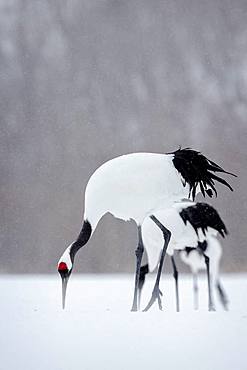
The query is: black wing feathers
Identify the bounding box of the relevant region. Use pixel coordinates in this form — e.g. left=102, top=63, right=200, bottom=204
left=180, top=203, right=228, bottom=238
left=171, top=148, right=236, bottom=200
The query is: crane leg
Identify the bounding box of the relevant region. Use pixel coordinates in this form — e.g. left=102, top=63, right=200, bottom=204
left=143, top=215, right=171, bottom=312
left=131, top=226, right=144, bottom=311
left=137, top=264, right=149, bottom=309
left=193, top=273, right=199, bottom=310
left=171, top=255, right=180, bottom=312
left=216, top=280, right=229, bottom=310
left=204, top=255, right=216, bottom=311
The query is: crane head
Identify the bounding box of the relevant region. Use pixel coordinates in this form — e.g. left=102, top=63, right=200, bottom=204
left=58, top=261, right=72, bottom=309
left=57, top=221, right=92, bottom=309
left=57, top=247, right=73, bottom=309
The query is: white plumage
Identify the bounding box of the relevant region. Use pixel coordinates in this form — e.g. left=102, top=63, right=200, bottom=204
left=180, top=236, right=222, bottom=277
left=179, top=236, right=228, bottom=310
left=141, top=201, right=218, bottom=271
left=140, top=201, right=228, bottom=311
left=84, top=153, right=189, bottom=230
left=57, top=148, right=234, bottom=310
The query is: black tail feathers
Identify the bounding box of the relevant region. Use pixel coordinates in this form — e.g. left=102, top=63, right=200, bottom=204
left=170, top=147, right=236, bottom=200
left=180, top=203, right=228, bottom=238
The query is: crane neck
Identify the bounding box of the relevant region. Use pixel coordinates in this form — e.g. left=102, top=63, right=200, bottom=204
left=70, top=220, right=92, bottom=262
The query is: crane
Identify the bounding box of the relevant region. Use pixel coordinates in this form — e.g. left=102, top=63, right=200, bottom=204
left=57, top=148, right=235, bottom=310
left=179, top=237, right=228, bottom=311
left=140, top=201, right=228, bottom=311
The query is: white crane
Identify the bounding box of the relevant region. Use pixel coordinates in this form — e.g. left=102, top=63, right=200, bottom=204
left=179, top=237, right=228, bottom=311
left=57, top=148, right=235, bottom=310
left=140, top=202, right=228, bottom=311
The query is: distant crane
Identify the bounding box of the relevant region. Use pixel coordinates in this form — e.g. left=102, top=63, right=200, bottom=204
left=179, top=237, right=228, bottom=311
left=57, top=148, right=235, bottom=311
left=140, top=202, right=228, bottom=311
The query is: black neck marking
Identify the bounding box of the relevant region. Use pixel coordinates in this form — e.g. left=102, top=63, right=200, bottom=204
left=70, top=220, right=92, bottom=262
left=179, top=203, right=228, bottom=238
left=183, top=247, right=196, bottom=255
left=182, top=240, right=208, bottom=256
left=170, top=147, right=236, bottom=200
left=197, top=240, right=208, bottom=253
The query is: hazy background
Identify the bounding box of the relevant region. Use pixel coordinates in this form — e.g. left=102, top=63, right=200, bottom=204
left=0, top=0, right=246, bottom=273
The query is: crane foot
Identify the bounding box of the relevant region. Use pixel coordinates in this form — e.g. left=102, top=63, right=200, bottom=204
left=143, top=286, right=163, bottom=312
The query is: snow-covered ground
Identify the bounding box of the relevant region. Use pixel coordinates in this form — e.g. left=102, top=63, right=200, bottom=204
left=1, top=274, right=247, bottom=370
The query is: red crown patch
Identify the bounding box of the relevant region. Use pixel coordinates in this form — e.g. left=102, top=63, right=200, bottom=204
left=58, top=262, right=68, bottom=271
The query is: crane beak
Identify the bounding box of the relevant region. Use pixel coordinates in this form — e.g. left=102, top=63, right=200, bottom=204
left=61, top=275, right=69, bottom=309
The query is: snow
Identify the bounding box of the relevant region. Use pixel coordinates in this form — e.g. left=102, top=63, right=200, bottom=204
left=1, top=274, right=247, bottom=370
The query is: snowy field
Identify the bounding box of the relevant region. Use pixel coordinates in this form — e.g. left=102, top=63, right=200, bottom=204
left=1, top=274, right=247, bottom=370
